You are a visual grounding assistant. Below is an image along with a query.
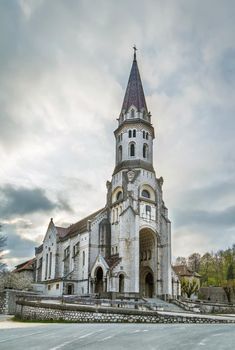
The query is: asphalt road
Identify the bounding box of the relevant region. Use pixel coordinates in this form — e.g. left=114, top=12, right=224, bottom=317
left=0, top=322, right=234, bottom=350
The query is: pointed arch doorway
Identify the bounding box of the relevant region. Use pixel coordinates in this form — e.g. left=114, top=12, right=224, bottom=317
left=94, top=267, right=104, bottom=294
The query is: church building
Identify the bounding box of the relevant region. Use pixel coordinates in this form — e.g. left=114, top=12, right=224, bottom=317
left=35, top=50, right=180, bottom=300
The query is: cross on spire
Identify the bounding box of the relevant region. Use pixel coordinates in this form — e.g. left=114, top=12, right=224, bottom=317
left=133, top=45, right=137, bottom=61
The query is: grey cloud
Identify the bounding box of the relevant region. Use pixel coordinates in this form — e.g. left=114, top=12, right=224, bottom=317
left=176, top=179, right=235, bottom=209
left=174, top=206, right=235, bottom=229
left=0, top=184, right=71, bottom=219
left=4, top=223, right=37, bottom=260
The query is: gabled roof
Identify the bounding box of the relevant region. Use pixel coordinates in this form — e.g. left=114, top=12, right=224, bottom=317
left=121, top=52, right=148, bottom=114
left=14, top=258, right=35, bottom=273
left=55, top=226, right=68, bottom=239
left=105, top=254, right=122, bottom=270
left=58, top=208, right=105, bottom=241
left=172, top=265, right=201, bottom=278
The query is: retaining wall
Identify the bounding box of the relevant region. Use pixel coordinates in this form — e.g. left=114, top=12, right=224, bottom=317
left=173, top=299, right=235, bottom=314
left=15, top=301, right=235, bottom=324
left=0, top=290, right=39, bottom=315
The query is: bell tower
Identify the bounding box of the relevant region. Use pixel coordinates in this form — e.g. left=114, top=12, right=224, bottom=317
left=106, top=48, right=172, bottom=299
left=114, top=48, right=155, bottom=175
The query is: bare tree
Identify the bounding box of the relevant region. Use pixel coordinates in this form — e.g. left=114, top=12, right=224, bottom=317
left=188, top=253, right=201, bottom=272
left=175, top=256, right=187, bottom=266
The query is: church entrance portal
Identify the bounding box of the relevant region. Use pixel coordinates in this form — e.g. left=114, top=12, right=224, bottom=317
left=139, top=228, right=156, bottom=298
left=95, top=267, right=104, bottom=294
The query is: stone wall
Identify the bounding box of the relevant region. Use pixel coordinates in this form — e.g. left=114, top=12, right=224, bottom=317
left=0, top=290, right=39, bottom=315
left=0, top=292, right=7, bottom=314
left=15, top=300, right=235, bottom=324
left=199, top=287, right=235, bottom=303
left=173, top=298, right=235, bottom=314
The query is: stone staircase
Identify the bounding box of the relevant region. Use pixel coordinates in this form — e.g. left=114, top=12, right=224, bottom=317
left=144, top=298, right=185, bottom=312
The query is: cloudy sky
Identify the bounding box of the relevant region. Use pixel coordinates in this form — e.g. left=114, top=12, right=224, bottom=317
left=0, top=0, right=235, bottom=268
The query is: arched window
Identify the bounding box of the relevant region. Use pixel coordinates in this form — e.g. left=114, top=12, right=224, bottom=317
left=146, top=132, right=149, bottom=140
left=128, top=130, right=132, bottom=138
left=141, top=189, right=150, bottom=198
left=118, top=146, right=122, bottom=162
left=116, top=191, right=123, bottom=201
left=82, top=251, right=85, bottom=266
left=133, top=129, right=136, bottom=138
left=143, top=144, right=148, bottom=159
left=131, top=109, right=135, bottom=118
left=130, top=143, right=135, bottom=157
left=143, top=131, right=145, bottom=139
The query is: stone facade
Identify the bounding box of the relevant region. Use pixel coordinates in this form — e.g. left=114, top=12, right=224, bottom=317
left=34, top=52, right=180, bottom=300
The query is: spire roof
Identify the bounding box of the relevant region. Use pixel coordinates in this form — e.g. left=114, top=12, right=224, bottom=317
left=121, top=49, right=148, bottom=114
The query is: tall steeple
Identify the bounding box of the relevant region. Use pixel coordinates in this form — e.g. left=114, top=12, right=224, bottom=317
left=113, top=49, right=155, bottom=175
left=120, top=47, right=148, bottom=116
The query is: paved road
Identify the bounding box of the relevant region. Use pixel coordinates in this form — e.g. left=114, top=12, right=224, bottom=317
left=0, top=321, right=234, bottom=350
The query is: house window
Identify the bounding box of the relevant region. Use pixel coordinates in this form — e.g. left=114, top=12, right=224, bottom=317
left=146, top=132, right=149, bottom=140
left=128, top=130, right=132, bottom=138
left=130, top=143, right=135, bottom=157
left=82, top=251, right=85, bottom=266
left=116, top=191, right=123, bottom=201
left=118, top=145, right=122, bottom=162
left=45, top=253, right=48, bottom=279
left=143, top=131, right=145, bottom=138
left=131, top=109, right=135, bottom=118
left=48, top=285, right=51, bottom=291
left=49, top=252, right=52, bottom=278
left=133, top=129, right=136, bottom=137
left=143, top=144, right=148, bottom=159
left=146, top=205, right=151, bottom=220
left=64, top=246, right=70, bottom=259
left=73, top=242, right=80, bottom=257
left=56, top=283, right=59, bottom=290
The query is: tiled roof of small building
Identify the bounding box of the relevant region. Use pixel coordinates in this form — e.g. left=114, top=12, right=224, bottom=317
left=14, top=258, right=35, bottom=272
left=172, top=265, right=201, bottom=278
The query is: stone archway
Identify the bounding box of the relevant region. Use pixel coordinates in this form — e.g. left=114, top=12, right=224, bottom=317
left=95, top=267, right=104, bottom=294
left=139, top=228, right=156, bottom=298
